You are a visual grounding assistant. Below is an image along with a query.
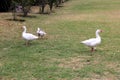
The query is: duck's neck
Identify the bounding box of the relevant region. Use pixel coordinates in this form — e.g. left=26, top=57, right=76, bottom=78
left=96, top=32, right=101, bottom=39
left=23, top=28, right=26, bottom=33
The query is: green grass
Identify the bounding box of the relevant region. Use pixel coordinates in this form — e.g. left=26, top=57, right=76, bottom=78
left=0, top=0, right=120, bottom=80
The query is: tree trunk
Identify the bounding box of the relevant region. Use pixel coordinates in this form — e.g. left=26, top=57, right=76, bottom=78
left=13, top=9, right=16, bottom=20
left=22, top=6, right=30, bottom=17
left=12, top=3, right=16, bottom=20
left=41, top=4, right=45, bottom=13
left=49, top=0, right=54, bottom=11
left=23, top=11, right=28, bottom=17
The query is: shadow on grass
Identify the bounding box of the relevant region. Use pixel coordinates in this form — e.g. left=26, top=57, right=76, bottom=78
left=6, top=14, right=37, bottom=22
left=39, top=12, right=50, bottom=15
left=18, top=14, right=37, bottom=18
left=6, top=19, right=25, bottom=22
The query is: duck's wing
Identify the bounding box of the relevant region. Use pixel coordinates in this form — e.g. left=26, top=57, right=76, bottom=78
left=25, top=33, right=38, bottom=39
left=81, top=38, right=96, bottom=45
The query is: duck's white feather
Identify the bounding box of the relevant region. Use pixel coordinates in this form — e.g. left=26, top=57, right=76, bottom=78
left=22, top=32, right=38, bottom=40
left=37, top=27, right=46, bottom=37
left=81, top=29, right=102, bottom=48
left=81, top=37, right=101, bottom=47
left=22, top=26, right=38, bottom=41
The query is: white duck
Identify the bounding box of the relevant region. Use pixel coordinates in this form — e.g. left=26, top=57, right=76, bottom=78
left=22, top=26, right=38, bottom=45
left=36, top=27, right=46, bottom=38
left=81, top=29, right=102, bottom=52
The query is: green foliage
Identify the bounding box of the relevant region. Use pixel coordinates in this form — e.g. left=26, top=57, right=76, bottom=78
left=12, top=0, right=35, bottom=6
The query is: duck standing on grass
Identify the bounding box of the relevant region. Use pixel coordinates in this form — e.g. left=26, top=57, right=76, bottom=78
left=81, top=29, right=102, bottom=52
left=37, top=27, right=46, bottom=38
left=22, top=26, right=38, bottom=45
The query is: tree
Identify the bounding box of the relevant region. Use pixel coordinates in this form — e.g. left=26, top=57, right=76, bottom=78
left=36, top=0, right=48, bottom=14
left=11, top=0, right=18, bottom=20
left=21, top=0, right=34, bottom=16
left=48, top=0, right=56, bottom=11
left=12, top=0, right=34, bottom=17
left=55, top=0, right=62, bottom=7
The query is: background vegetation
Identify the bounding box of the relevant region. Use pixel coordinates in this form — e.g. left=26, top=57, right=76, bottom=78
left=0, top=0, right=120, bottom=80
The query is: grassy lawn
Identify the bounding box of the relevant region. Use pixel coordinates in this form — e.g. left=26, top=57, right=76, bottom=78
left=0, top=0, right=120, bottom=80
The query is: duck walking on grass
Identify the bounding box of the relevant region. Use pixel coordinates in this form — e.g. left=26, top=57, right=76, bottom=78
left=22, top=26, right=38, bottom=45
left=81, top=29, right=102, bottom=52
left=37, top=27, right=46, bottom=38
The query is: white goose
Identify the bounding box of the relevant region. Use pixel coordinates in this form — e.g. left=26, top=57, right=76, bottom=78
left=81, top=29, right=102, bottom=52
left=22, top=26, right=38, bottom=45
left=36, top=27, right=46, bottom=38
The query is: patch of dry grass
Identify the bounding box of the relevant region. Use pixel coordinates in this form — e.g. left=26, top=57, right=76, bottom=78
left=58, top=56, right=91, bottom=70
